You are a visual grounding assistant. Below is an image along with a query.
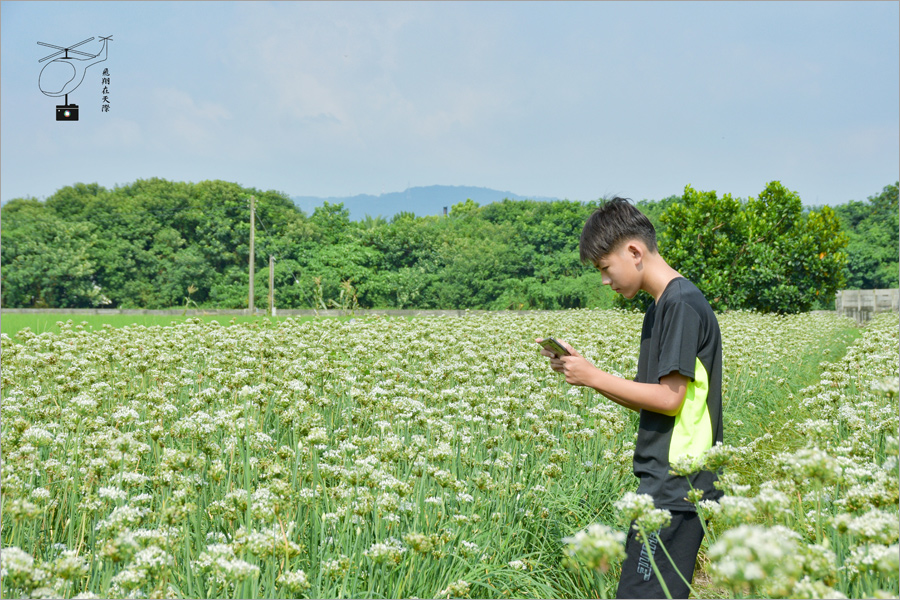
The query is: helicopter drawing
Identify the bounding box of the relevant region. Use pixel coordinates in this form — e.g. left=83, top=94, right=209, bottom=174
left=38, top=35, right=112, bottom=121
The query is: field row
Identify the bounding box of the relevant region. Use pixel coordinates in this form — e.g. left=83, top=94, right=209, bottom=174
left=0, top=310, right=894, bottom=598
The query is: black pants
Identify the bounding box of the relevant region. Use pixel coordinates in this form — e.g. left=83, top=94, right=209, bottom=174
left=616, top=510, right=704, bottom=599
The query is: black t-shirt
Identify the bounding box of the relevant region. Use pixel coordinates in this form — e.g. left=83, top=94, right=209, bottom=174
left=633, top=277, right=724, bottom=511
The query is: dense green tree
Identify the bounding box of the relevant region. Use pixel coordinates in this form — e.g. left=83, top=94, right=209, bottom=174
left=309, top=202, right=352, bottom=245
left=1, top=200, right=103, bottom=307
left=657, top=182, right=847, bottom=313
left=1, top=178, right=314, bottom=309
left=831, top=183, right=899, bottom=290
left=4, top=177, right=890, bottom=312
left=362, top=213, right=440, bottom=271
left=357, top=214, right=441, bottom=308
left=44, top=182, right=108, bottom=219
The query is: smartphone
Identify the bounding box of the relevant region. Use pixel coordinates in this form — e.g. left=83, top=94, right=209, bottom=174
left=538, top=337, right=570, bottom=357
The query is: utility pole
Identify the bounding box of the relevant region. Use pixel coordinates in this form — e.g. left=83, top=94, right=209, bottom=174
left=268, top=255, right=275, bottom=316
left=249, top=195, right=255, bottom=313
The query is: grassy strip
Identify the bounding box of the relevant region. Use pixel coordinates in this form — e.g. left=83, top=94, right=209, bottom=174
left=723, top=323, right=861, bottom=480
left=0, top=313, right=359, bottom=338
left=689, top=321, right=861, bottom=599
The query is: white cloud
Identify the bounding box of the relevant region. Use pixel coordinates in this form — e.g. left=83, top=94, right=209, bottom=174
left=147, top=87, right=232, bottom=153
left=219, top=3, right=517, bottom=154
left=89, top=116, right=143, bottom=148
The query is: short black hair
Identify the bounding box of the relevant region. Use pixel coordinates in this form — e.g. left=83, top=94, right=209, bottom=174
left=579, top=197, right=658, bottom=265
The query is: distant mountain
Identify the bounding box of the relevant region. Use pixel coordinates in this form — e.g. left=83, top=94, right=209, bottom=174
left=292, top=185, right=561, bottom=221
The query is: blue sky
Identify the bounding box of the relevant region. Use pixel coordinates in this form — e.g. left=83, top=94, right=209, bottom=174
left=2, top=1, right=898, bottom=206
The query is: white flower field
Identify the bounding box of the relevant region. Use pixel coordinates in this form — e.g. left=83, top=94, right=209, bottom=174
left=1, top=310, right=897, bottom=598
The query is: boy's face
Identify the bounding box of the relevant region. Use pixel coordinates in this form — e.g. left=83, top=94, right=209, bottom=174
left=596, top=242, right=643, bottom=299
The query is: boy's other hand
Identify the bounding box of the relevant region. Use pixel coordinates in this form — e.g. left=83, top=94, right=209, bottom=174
left=558, top=354, right=599, bottom=387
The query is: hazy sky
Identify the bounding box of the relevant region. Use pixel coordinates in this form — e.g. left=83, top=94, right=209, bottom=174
left=2, top=1, right=897, bottom=206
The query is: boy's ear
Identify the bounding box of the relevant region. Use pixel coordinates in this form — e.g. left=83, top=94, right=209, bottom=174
left=625, top=240, right=645, bottom=264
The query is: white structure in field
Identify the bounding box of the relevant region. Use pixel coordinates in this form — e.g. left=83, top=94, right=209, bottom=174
left=835, top=289, right=899, bottom=322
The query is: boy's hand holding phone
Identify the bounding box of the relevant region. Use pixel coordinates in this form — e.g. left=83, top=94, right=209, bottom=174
left=537, top=337, right=570, bottom=358
left=535, top=337, right=598, bottom=387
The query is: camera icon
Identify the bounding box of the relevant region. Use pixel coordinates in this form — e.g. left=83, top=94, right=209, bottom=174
left=56, top=104, right=79, bottom=121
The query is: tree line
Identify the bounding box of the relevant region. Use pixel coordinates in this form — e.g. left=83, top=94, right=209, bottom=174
left=1, top=178, right=896, bottom=313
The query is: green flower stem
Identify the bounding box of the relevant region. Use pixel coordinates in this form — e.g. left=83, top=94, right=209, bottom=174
left=636, top=524, right=672, bottom=600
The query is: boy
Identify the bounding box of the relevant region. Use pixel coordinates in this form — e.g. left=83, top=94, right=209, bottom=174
left=538, top=197, right=723, bottom=599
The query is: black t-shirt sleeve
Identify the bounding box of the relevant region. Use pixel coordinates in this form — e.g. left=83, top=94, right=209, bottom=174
left=655, top=299, right=701, bottom=382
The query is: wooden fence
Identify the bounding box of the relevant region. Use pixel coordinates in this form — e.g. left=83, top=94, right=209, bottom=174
left=835, top=289, right=900, bottom=322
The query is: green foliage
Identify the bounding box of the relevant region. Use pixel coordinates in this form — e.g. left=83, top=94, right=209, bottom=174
left=1, top=179, right=311, bottom=309
left=4, top=178, right=892, bottom=312
left=0, top=180, right=614, bottom=310
left=0, top=199, right=103, bottom=308
left=831, top=182, right=899, bottom=290
left=636, top=195, right=680, bottom=232
left=450, top=197, right=480, bottom=216
left=657, top=182, right=848, bottom=313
